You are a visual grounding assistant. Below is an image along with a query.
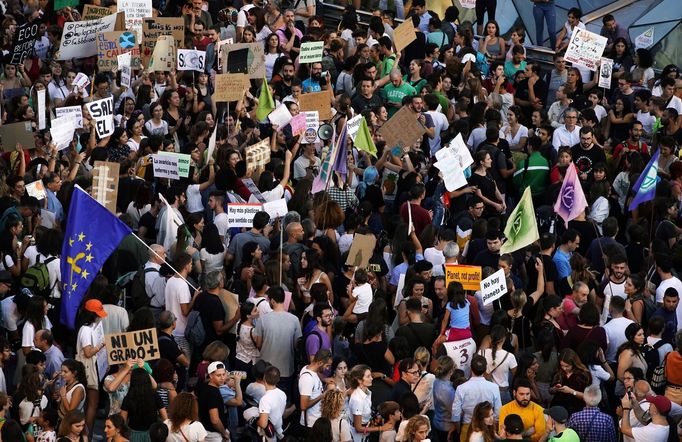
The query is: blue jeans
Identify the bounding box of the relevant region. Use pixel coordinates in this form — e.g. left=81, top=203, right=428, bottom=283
left=533, top=1, right=556, bottom=49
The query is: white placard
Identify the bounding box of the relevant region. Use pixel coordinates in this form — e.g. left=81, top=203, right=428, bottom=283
left=634, top=27, right=654, bottom=49
left=262, top=198, right=288, bottom=219
left=598, top=57, right=613, bottom=89
left=118, top=53, right=132, bottom=88
left=227, top=203, right=263, bottom=227
left=301, top=111, right=320, bottom=144
left=434, top=156, right=468, bottom=191
left=55, top=106, right=83, bottom=129
left=177, top=49, right=206, bottom=71
left=393, top=273, right=406, bottom=308
left=94, top=322, right=108, bottom=382
left=564, top=28, right=608, bottom=72
left=298, top=41, right=324, bottom=63
left=206, top=124, right=217, bottom=164
left=118, top=0, right=152, bottom=40
left=441, top=338, right=477, bottom=377
left=346, top=114, right=363, bottom=142
left=73, top=72, right=90, bottom=89
left=85, top=97, right=115, bottom=138
left=480, top=268, right=508, bottom=306
left=459, top=0, right=476, bottom=8
left=58, top=13, right=119, bottom=60
left=25, top=180, right=46, bottom=200
left=50, top=115, right=77, bottom=150
left=217, top=38, right=234, bottom=71
left=268, top=104, right=293, bottom=128
left=37, top=89, right=46, bottom=130
left=152, top=154, right=180, bottom=180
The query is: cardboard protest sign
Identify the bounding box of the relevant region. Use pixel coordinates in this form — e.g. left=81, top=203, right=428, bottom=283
left=10, top=22, right=39, bottom=65
left=480, top=268, right=508, bottom=305
left=97, top=31, right=141, bottom=71
left=118, top=0, right=152, bottom=39
left=158, top=152, right=191, bottom=178
left=441, top=338, right=477, bottom=377
left=118, top=53, right=132, bottom=88
left=393, top=19, right=417, bottom=52
left=244, top=139, right=271, bottom=169
left=152, top=154, right=180, bottom=180
left=82, top=4, right=114, bottom=20
left=378, top=106, right=425, bottom=151
left=216, top=38, right=234, bottom=71
left=598, top=57, right=613, bottom=89
left=55, top=106, right=83, bottom=129
left=177, top=49, right=206, bottom=71
left=142, top=18, right=184, bottom=66
left=91, top=161, right=120, bottom=214
left=58, top=13, right=119, bottom=60
left=85, top=97, right=115, bottom=138
left=50, top=115, right=77, bottom=150
left=221, top=43, right=265, bottom=79
left=301, top=111, right=320, bottom=144
left=564, top=28, right=608, bottom=71
left=0, top=122, right=35, bottom=151
left=268, top=104, right=293, bottom=128
left=299, top=91, right=332, bottom=121
left=148, top=35, right=175, bottom=72
left=345, top=233, right=376, bottom=269
left=289, top=113, right=307, bottom=136
left=55, top=0, right=79, bottom=9
left=25, top=180, right=46, bottom=200
left=262, top=198, right=288, bottom=219
left=73, top=73, right=90, bottom=90
left=299, top=41, right=324, bottom=63
left=214, top=73, right=250, bottom=102
left=445, top=264, right=482, bottom=291
left=227, top=203, right=263, bottom=227
left=105, top=328, right=160, bottom=364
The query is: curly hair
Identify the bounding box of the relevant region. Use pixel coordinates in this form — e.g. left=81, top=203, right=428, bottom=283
left=320, top=389, right=345, bottom=420
left=403, top=415, right=430, bottom=441
left=168, top=392, right=198, bottom=432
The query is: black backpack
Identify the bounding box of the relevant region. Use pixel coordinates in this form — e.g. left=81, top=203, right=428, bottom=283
left=130, top=266, right=159, bottom=311
left=643, top=340, right=665, bottom=382
left=631, top=293, right=657, bottom=331
left=296, top=329, right=324, bottom=372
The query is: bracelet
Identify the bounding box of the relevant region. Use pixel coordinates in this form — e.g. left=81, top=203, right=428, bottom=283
left=623, top=407, right=631, bottom=410
left=572, top=390, right=577, bottom=396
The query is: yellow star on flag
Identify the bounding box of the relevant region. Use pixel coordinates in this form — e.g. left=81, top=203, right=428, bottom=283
left=81, top=270, right=89, bottom=280
left=86, top=242, right=93, bottom=251
left=78, top=232, right=85, bottom=242
left=71, top=282, right=78, bottom=291
left=85, top=254, right=94, bottom=263
left=69, top=238, right=74, bottom=247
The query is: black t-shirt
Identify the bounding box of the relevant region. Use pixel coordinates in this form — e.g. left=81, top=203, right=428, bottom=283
left=391, top=379, right=412, bottom=402
left=197, top=382, right=227, bottom=433
left=526, top=254, right=558, bottom=294
left=121, top=391, right=164, bottom=430
left=194, top=291, right=226, bottom=345
left=357, top=341, right=391, bottom=376
left=395, top=323, right=438, bottom=355
left=570, top=144, right=607, bottom=177
left=472, top=249, right=501, bottom=269
left=138, top=211, right=158, bottom=242
left=361, top=184, right=385, bottom=210
left=158, top=331, right=182, bottom=363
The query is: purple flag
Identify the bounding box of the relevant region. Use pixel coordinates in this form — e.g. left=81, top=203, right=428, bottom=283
left=554, top=163, right=588, bottom=228
left=333, top=125, right=348, bottom=176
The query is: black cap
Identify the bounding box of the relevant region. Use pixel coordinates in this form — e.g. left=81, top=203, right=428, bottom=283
left=544, top=406, right=568, bottom=424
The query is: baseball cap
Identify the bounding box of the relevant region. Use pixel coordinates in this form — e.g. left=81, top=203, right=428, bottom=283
left=84, top=299, right=107, bottom=318
left=207, top=361, right=226, bottom=375
left=544, top=406, right=568, bottom=424
left=646, top=394, right=672, bottom=415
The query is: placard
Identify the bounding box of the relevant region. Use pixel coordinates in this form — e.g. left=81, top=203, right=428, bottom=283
left=82, top=4, right=113, bottom=20
left=393, top=19, right=417, bottom=52
left=73, top=73, right=90, bottom=90
left=242, top=178, right=265, bottom=203
left=441, top=338, right=477, bottom=377
left=25, top=180, right=46, bottom=200
left=459, top=0, right=476, bottom=8
left=118, top=53, right=132, bottom=88
left=214, top=73, right=249, bottom=102
left=445, top=264, right=482, bottom=291
left=58, top=13, right=119, bottom=60
left=298, top=41, right=324, bottom=63
left=634, top=27, right=654, bottom=49
left=97, top=31, right=142, bottom=72
left=177, top=49, right=206, bottom=71
left=301, top=111, right=320, bottom=144
left=262, top=198, right=288, bottom=219
left=55, top=106, right=83, bottom=129
left=346, top=114, right=363, bottom=141
left=434, top=155, right=467, bottom=191
left=221, top=42, right=265, bottom=79
left=345, top=233, right=377, bottom=269
left=118, top=0, right=152, bottom=40
left=105, top=328, right=160, bottom=365
left=378, top=106, right=425, bottom=151
left=10, top=22, right=39, bottom=65
left=142, top=18, right=184, bottom=66
left=227, top=203, right=263, bottom=227
left=158, top=152, right=191, bottom=178
left=268, top=104, right=293, bottom=128
left=289, top=113, right=306, bottom=136
left=148, top=35, right=175, bottom=72
left=244, top=139, right=271, bottom=169
left=564, top=28, right=608, bottom=72
left=92, top=161, right=120, bottom=214
left=216, top=38, right=234, bottom=71
left=55, top=0, right=79, bottom=9
left=50, top=115, right=77, bottom=150
left=85, top=97, right=115, bottom=138
left=438, top=133, right=474, bottom=170
left=0, top=122, right=35, bottom=151
left=152, top=154, right=180, bottom=180
left=37, top=89, right=46, bottom=130
left=299, top=91, right=332, bottom=121
left=480, top=268, right=508, bottom=305
left=598, top=57, right=613, bottom=89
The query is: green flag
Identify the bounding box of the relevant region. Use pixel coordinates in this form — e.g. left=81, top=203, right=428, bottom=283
left=255, top=77, right=275, bottom=121
left=500, top=187, right=539, bottom=254
left=354, top=116, right=377, bottom=158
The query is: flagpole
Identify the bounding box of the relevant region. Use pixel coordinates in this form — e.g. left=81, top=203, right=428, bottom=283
left=130, top=232, right=199, bottom=292
left=279, top=224, right=284, bottom=287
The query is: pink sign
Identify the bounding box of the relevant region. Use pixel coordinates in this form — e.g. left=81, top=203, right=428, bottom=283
left=290, top=113, right=307, bottom=136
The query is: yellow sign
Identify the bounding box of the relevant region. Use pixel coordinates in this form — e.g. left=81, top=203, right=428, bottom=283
left=445, top=264, right=482, bottom=291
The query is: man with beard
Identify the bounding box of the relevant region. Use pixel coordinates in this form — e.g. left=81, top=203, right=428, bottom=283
left=272, top=61, right=296, bottom=102
left=498, top=379, right=546, bottom=442
left=557, top=281, right=589, bottom=330
left=613, top=121, right=649, bottom=163
left=302, top=62, right=327, bottom=93
left=351, top=78, right=384, bottom=114
left=597, top=253, right=628, bottom=324
left=586, top=217, right=626, bottom=275
left=571, top=126, right=606, bottom=182
left=304, top=303, right=333, bottom=362
left=276, top=9, right=302, bottom=60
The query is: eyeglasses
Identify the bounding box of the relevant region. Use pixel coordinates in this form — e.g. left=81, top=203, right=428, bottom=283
left=406, top=369, right=420, bottom=375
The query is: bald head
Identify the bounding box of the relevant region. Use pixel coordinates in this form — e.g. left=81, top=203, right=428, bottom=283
left=149, top=244, right=166, bottom=264
left=633, top=380, right=650, bottom=400
left=286, top=222, right=304, bottom=242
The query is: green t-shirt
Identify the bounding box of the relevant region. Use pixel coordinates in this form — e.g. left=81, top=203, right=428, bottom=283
left=380, top=54, right=396, bottom=79
left=383, top=82, right=417, bottom=117
left=550, top=428, right=580, bottom=442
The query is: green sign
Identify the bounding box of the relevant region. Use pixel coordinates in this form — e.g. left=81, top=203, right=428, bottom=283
left=158, top=152, right=191, bottom=178
left=55, top=0, right=79, bottom=10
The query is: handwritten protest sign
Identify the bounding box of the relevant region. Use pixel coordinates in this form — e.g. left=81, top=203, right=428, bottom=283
left=158, top=152, right=191, bottom=178
left=301, top=111, right=320, bottom=144
left=345, top=234, right=376, bottom=269
left=262, top=198, right=288, bottom=219
left=378, top=106, right=425, bottom=151
left=346, top=114, right=363, bottom=141
left=635, top=27, right=654, bottom=49
left=244, top=139, right=271, bottom=169
left=85, top=97, right=115, bottom=138
left=598, top=57, right=613, bottom=89
left=221, top=43, right=265, bottom=79
left=480, top=269, right=508, bottom=305
left=118, top=53, right=132, bottom=88
left=0, top=122, right=35, bottom=151
left=564, top=28, right=608, bottom=71
left=97, top=31, right=141, bottom=71
left=10, top=22, right=39, bottom=65
left=73, top=73, right=90, bottom=89
left=148, top=35, right=175, bottom=72
left=289, top=113, right=307, bottom=136
left=214, top=73, right=249, bottom=102
left=299, top=41, right=324, bottom=63
left=105, top=328, right=160, bottom=365
left=152, top=155, right=180, bottom=180
left=25, top=180, right=46, bottom=200
left=434, top=155, right=468, bottom=191
left=92, top=161, right=120, bottom=214
left=268, top=104, right=293, bottom=128
left=227, top=203, right=263, bottom=227
left=299, top=91, right=332, bottom=120
left=50, top=115, right=77, bottom=150
left=118, top=0, right=151, bottom=40
left=83, top=4, right=113, bottom=20
left=393, top=19, right=417, bottom=52
left=55, top=106, right=83, bottom=129
left=58, top=13, right=119, bottom=60
left=142, top=18, right=184, bottom=66
left=437, top=133, right=474, bottom=170
left=177, top=49, right=206, bottom=71
left=441, top=338, right=477, bottom=377
left=445, top=264, right=482, bottom=291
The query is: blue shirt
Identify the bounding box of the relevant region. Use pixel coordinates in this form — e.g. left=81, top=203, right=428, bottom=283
left=46, top=189, right=63, bottom=222
left=553, top=248, right=572, bottom=279
left=433, top=378, right=456, bottom=431
left=390, top=253, right=424, bottom=286
left=301, top=78, right=321, bottom=93
left=417, top=11, right=431, bottom=34
left=567, top=406, right=617, bottom=442
left=446, top=301, right=470, bottom=329
left=452, top=376, right=501, bottom=424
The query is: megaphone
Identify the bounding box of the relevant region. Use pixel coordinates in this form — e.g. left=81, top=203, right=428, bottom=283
left=318, top=124, right=334, bottom=141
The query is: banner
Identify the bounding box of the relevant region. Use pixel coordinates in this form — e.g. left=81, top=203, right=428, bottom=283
left=142, top=18, right=184, bottom=66
left=118, top=53, right=132, bottom=88
left=226, top=203, right=263, bottom=227
left=148, top=35, right=175, bottom=72
left=10, top=22, right=39, bottom=65
left=445, top=264, right=482, bottom=291
left=97, top=31, right=141, bottom=72
left=152, top=154, right=180, bottom=180
left=480, top=269, right=508, bottom=305
left=177, top=49, right=206, bottom=71
left=84, top=97, right=115, bottom=138
left=105, top=328, right=160, bottom=365
left=298, top=41, right=324, bottom=63
left=58, top=13, right=119, bottom=60
left=564, top=28, right=608, bottom=71
left=55, top=106, right=83, bottom=129
left=598, top=57, right=613, bottom=89
left=118, top=0, right=151, bottom=39
left=221, top=42, right=265, bottom=79
left=244, top=139, right=271, bottom=169
left=82, top=4, right=113, bottom=20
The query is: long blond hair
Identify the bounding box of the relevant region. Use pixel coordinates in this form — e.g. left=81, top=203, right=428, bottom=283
left=320, top=389, right=345, bottom=420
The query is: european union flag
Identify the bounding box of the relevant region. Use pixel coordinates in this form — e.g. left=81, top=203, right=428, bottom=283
left=60, top=186, right=131, bottom=329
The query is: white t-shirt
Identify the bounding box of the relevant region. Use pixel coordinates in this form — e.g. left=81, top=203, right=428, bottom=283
left=603, top=316, right=634, bottom=362
left=250, top=183, right=285, bottom=203
left=259, top=388, right=287, bottom=438
left=631, top=423, right=669, bottom=442
left=647, top=336, right=673, bottom=363
left=237, top=4, right=255, bottom=28
left=331, top=416, right=352, bottom=442
left=667, top=95, right=682, bottom=115
left=298, top=367, right=324, bottom=427
left=126, top=202, right=151, bottom=231
left=165, top=277, right=191, bottom=335
left=23, top=245, right=38, bottom=268
left=481, top=348, right=517, bottom=387
left=427, top=110, right=449, bottom=155
left=200, top=249, right=225, bottom=274
left=22, top=317, right=52, bottom=349
left=351, top=283, right=372, bottom=314
left=594, top=104, right=607, bottom=122
left=252, top=296, right=273, bottom=316
left=636, top=110, right=656, bottom=135
left=1, top=296, right=20, bottom=332
left=502, top=124, right=529, bottom=148
left=145, top=119, right=169, bottom=136
left=18, top=394, right=48, bottom=425
left=656, top=276, right=682, bottom=304
left=424, top=247, right=445, bottom=276
left=214, top=212, right=229, bottom=239
left=185, top=184, right=204, bottom=214
left=36, top=253, right=61, bottom=299
left=164, top=419, right=208, bottom=442
left=589, top=364, right=611, bottom=388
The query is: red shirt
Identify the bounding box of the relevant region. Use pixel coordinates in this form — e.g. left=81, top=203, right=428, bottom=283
left=613, top=140, right=649, bottom=160
left=400, top=202, right=431, bottom=237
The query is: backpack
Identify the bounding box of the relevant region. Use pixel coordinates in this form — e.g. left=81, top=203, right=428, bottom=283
left=130, top=266, right=159, bottom=311
left=643, top=340, right=665, bottom=382
left=631, top=293, right=656, bottom=331
left=651, top=350, right=669, bottom=394
left=185, top=309, right=206, bottom=348
left=296, top=329, right=323, bottom=371
left=20, top=256, right=57, bottom=298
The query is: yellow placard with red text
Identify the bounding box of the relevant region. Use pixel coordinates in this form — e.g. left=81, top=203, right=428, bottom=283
left=445, top=264, right=482, bottom=291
